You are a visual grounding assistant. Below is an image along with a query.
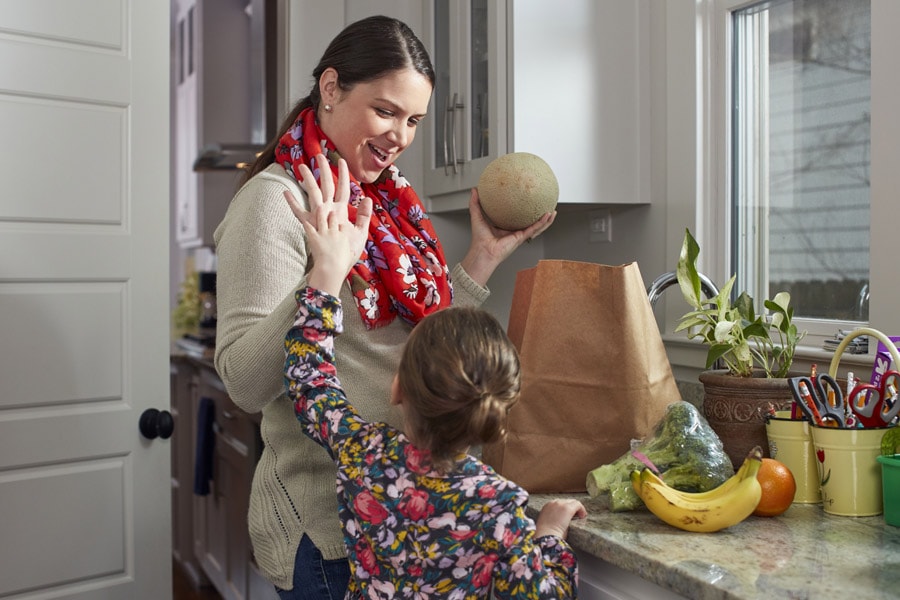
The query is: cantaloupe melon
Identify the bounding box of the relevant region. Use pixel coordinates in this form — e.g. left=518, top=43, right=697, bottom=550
left=477, top=152, right=559, bottom=231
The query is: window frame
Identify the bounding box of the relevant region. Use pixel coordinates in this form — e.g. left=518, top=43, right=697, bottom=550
left=662, top=0, right=900, bottom=378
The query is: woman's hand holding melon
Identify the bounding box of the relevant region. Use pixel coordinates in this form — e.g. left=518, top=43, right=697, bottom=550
left=461, top=152, right=558, bottom=287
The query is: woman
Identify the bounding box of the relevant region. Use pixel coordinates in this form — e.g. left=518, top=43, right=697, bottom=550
left=213, top=15, right=554, bottom=600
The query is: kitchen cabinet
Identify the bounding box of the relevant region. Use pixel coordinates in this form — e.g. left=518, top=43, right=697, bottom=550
left=172, top=0, right=250, bottom=248
left=510, top=0, right=651, bottom=207
left=192, top=368, right=256, bottom=600
left=422, top=0, right=506, bottom=206
left=171, top=355, right=277, bottom=600
left=171, top=359, right=208, bottom=588
left=576, top=552, right=684, bottom=600
left=421, top=0, right=651, bottom=211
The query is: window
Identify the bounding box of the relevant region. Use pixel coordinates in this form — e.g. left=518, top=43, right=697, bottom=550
left=730, top=0, right=871, bottom=323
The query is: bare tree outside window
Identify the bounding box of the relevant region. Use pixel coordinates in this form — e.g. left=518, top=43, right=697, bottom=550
left=732, top=0, right=871, bottom=322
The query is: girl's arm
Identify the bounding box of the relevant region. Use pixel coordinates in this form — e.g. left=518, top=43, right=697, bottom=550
left=283, top=154, right=373, bottom=455
left=284, top=287, right=356, bottom=458
left=492, top=499, right=586, bottom=600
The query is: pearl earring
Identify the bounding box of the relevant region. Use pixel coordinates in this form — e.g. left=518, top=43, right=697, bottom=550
left=324, top=104, right=332, bottom=112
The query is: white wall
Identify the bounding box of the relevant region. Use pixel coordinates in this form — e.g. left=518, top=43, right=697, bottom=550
left=868, top=0, right=900, bottom=337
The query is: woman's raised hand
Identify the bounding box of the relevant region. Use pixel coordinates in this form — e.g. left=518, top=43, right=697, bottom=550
left=284, top=154, right=372, bottom=296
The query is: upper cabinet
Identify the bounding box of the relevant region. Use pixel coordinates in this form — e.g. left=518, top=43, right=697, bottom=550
left=422, top=0, right=506, bottom=208
left=172, top=0, right=250, bottom=248
left=422, top=0, right=651, bottom=212
left=510, top=0, right=652, bottom=208
left=173, top=0, right=200, bottom=245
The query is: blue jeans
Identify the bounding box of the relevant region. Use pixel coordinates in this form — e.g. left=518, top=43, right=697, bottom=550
left=276, top=534, right=350, bottom=600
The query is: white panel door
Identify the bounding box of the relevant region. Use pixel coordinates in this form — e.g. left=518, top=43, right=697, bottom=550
left=0, top=1, right=172, bottom=599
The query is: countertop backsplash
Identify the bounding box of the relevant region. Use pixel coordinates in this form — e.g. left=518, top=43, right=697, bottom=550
left=676, top=379, right=705, bottom=411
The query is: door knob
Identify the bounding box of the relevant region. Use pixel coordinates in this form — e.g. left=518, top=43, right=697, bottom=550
left=139, top=408, right=174, bottom=440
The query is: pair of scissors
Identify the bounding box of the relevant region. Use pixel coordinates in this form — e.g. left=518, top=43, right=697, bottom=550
left=787, top=375, right=847, bottom=427
left=847, top=370, right=900, bottom=428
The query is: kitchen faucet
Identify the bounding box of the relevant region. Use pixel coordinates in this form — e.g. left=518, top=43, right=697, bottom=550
left=647, top=270, right=722, bottom=369
left=647, top=271, right=720, bottom=308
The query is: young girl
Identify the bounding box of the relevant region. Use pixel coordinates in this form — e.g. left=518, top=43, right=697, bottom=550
left=283, top=155, right=586, bottom=599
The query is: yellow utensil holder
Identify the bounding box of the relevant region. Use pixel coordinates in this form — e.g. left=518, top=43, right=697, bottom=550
left=811, top=327, right=900, bottom=516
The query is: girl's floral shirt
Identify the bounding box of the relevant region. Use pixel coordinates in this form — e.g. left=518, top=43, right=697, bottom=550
left=285, top=287, right=579, bottom=599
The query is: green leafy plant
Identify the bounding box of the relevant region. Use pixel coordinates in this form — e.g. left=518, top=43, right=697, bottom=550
left=675, top=229, right=804, bottom=378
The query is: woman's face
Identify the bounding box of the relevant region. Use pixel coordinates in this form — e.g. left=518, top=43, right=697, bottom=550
left=320, top=67, right=432, bottom=184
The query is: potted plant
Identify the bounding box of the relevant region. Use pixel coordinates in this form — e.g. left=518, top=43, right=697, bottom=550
left=675, top=229, right=803, bottom=378
left=674, top=229, right=806, bottom=466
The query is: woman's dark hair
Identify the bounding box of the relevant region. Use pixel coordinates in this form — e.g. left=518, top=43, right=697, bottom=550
left=240, top=15, right=435, bottom=185
left=398, top=307, right=522, bottom=473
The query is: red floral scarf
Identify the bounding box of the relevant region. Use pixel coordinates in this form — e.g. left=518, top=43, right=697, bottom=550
left=274, top=107, right=452, bottom=329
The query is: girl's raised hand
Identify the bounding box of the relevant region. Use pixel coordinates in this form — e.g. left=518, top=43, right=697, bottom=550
left=284, top=153, right=351, bottom=228
left=284, top=154, right=372, bottom=296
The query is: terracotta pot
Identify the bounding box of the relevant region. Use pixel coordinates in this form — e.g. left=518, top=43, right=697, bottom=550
left=699, top=369, right=798, bottom=469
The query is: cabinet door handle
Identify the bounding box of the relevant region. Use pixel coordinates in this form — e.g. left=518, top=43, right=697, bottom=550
left=178, top=202, right=189, bottom=233
left=442, top=93, right=452, bottom=175
left=449, top=92, right=459, bottom=175
left=211, top=421, right=248, bottom=457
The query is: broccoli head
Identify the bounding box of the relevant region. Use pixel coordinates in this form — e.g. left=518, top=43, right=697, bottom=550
left=585, top=400, right=735, bottom=511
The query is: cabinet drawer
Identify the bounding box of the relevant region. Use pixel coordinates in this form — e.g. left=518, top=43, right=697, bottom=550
left=197, top=369, right=255, bottom=451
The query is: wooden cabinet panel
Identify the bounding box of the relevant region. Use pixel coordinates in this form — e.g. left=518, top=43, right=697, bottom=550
left=171, top=359, right=208, bottom=587
left=192, top=368, right=255, bottom=600
left=172, top=357, right=266, bottom=599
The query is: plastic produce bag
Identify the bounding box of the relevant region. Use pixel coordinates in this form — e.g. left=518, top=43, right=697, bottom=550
left=586, top=401, right=735, bottom=511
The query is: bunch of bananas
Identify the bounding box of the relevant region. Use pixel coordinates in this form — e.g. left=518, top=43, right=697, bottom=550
left=631, top=446, right=763, bottom=533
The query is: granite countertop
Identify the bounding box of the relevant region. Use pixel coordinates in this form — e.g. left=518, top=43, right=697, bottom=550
left=527, top=494, right=900, bottom=600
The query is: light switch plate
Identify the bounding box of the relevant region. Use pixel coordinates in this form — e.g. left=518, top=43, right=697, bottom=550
left=589, top=210, right=612, bottom=243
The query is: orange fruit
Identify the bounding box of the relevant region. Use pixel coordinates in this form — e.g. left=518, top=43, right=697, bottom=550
left=753, top=458, right=797, bottom=517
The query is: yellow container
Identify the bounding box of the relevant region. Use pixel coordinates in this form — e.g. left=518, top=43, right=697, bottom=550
left=765, top=411, right=821, bottom=503
left=810, top=425, right=886, bottom=516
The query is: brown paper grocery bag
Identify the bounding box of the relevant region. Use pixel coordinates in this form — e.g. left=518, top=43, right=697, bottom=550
left=482, top=260, right=681, bottom=492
